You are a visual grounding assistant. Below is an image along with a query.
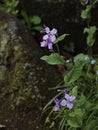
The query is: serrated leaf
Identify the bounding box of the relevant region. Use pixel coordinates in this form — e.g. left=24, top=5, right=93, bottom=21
left=54, top=34, right=69, bottom=44
left=41, top=53, right=65, bottom=65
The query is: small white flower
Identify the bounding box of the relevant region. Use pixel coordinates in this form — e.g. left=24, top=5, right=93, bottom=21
left=84, top=56, right=90, bottom=62
left=66, top=59, right=70, bottom=63
left=91, top=60, right=96, bottom=65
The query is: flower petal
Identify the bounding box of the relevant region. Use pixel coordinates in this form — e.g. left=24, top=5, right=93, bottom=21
left=54, top=98, right=59, bottom=104
left=54, top=105, right=60, bottom=111
left=51, top=28, right=57, bottom=35
left=57, top=89, right=68, bottom=93
left=69, top=96, right=75, bottom=102
left=50, top=35, right=56, bottom=42
left=40, top=41, right=47, bottom=47
left=60, top=99, right=67, bottom=106
left=43, top=34, right=49, bottom=40
left=45, top=27, right=50, bottom=33
left=65, top=94, right=70, bottom=100
left=48, top=42, right=53, bottom=50
left=67, top=103, right=73, bottom=109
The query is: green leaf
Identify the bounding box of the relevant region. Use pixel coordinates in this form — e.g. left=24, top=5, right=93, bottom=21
left=67, top=118, right=80, bottom=128
left=40, top=53, right=65, bottom=65
left=84, top=26, right=97, bottom=47
left=64, top=64, right=82, bottom=84
left=84, top=118, right=98, bottom=130
left=71, top=86, right=78, bottom=97
left=68, top=109, right=84, bottom=128
left=75, top=94, right=87, bottom=107
left=74, top=53, right=86, bottom=65
left=30, top=15, right=41, bottom=25
left=54, top=34, right=69, bottom=44
left=81, top=5, right=92, bottom=19
left=64, top=54, right=86, bottom=84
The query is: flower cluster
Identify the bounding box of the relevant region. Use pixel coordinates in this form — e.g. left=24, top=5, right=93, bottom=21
left=54, top=91, right=75, bottom=111
left=84, top=56, right=96, bottom=65
left=40, top=26, right=57, bottom=50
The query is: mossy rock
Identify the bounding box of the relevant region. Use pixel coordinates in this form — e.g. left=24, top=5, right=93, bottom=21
left=0, top=11, right=61, bottom=130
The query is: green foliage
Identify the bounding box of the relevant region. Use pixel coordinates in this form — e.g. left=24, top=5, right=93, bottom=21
left=84, top=118, right=98, bottom=130
left=41, top=53, right=65, bottom=65
left=21, top=10, right=42, bottom=32
left=64, top=53, right=85, bottom=84
left=71, top=86, right=78, bottom=97
left=54, top=34, right=69, bottom=44
left=30, top=15, right=41, bottom=25
left=84, top=26, right=97, bottom=47
left=67, top=108, right=84, bottom=128
left=0, top=0, right=19, bottom=15
left=81, top=5, right=92, bottom=20
left=40, top=1, right=98, bottom=130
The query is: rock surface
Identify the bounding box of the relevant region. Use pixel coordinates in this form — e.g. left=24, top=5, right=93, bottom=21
left=0, top=11, right=61, bottom=130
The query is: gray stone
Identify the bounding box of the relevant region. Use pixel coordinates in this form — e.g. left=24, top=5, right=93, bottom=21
left=0, top=11, right=61, bottom=130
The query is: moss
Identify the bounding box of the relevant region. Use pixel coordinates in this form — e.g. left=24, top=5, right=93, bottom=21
left=0, top=12, right=61, bottom=130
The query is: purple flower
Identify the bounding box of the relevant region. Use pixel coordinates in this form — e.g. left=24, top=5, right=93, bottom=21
left=53, top=98, right=60, bottom=111
left=40, top=36, right=53, bottom=50
left=40, top=26, right=57, bottom=50
left=43, top=27, right=57, bottom=35
left=57, top=89, right=69, bottom=93
left=60, top=94, right=75, bottom=109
